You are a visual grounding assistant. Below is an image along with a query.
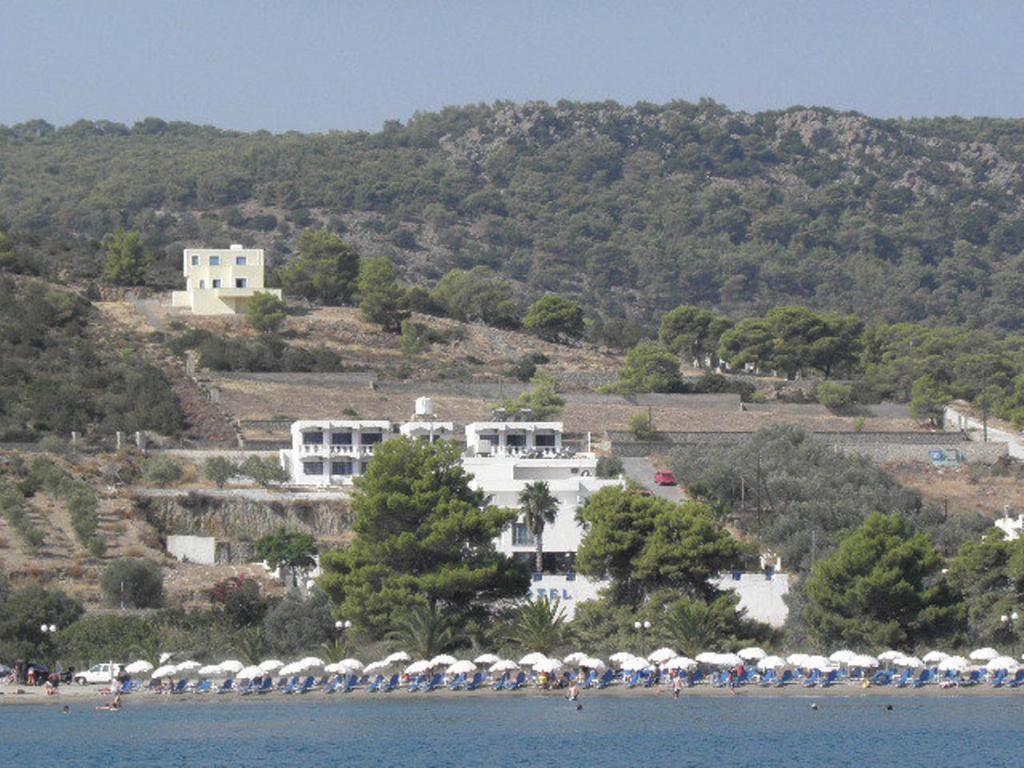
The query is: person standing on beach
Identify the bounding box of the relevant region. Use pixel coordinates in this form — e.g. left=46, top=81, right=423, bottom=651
left=568, top=681, right=580, bottom=702
left=672, top=674, right=683, bottom=700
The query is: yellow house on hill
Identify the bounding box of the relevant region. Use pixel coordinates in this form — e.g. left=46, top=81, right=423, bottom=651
left=171, top=244, right=283, bottom=315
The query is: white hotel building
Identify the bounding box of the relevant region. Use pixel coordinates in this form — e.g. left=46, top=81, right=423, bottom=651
left=279, top=411, right=620, bottom=617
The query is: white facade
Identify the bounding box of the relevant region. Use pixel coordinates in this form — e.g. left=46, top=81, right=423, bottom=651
left=171, top=244, right=282, bottom=315
left=281, top=420, right=393, bottom=486
left=166, top=535, right=216, bottom=565
left=465, top=422, right=564, bottom=457
left=995, top=515, right=1024, bottom=541
left=399, top=421, right=454, bottom=443
left=711, top=572, right=791, bottom=629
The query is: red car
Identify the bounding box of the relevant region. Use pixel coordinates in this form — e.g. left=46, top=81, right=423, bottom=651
left=654, top=470, right=677, bottom=486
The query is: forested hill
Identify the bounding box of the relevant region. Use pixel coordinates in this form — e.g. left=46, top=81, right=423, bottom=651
left=5, top=100, right=1024, bottom=330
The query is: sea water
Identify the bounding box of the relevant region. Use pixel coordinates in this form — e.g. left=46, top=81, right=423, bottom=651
left=1, top=695, right=1021, bottom=767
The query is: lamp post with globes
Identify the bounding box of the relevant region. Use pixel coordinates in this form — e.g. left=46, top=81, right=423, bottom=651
left=39, top=624, right=58, bottom=672
left=633, top=620, right=652, bottom=658
left=1001, top=611, right=1020, bottom=657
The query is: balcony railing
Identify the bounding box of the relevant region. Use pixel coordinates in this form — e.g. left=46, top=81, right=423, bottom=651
left=299, top=443, right=376, bottom=456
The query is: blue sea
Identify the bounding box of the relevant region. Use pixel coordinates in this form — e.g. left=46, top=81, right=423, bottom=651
left=1, top=695, right=1022, bottom=767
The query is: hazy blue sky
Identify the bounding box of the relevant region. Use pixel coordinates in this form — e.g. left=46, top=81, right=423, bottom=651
left=2, top=0, right=1022, bottom=133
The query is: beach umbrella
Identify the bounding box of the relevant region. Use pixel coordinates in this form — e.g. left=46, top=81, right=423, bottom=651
left=324, top=662, right=348, bottom=674
left=738, top=647, right=767, bottom=662
left=533, top=658, right=562, bottom=674
left=877, top=650, right=903, bottom=662
left=620, top=656, right=651, bottom=671
left=828, top=650, right=857, bottom=665
left=803, top=655, right=833, bottom=671
left=849, top=654, right=879, bottom=669
left=715, top=653, right=743, bottom=667
left=938, top=656, right=969, bottom=672
left=474, top=653, right=501, bottom=665
left=663, top=656, right=697, bottom=671
left=969, top=647, right=1000, bottom=662
left=385, top=652, right=411, bottom=665
left=447, top=660, right=477, bottom=675
left=785, top=653, right=809, bottom=667
left=175, top=660, right=201, bottom=672
left=278, top=662, right=299, bottom=676
left=237, top=665, right=264, bottom=680
left=580, top=657, right=606, bottom=670
left=159, top=653, right=174, bottom=664
left=695, top=651, right=720, bottom=664
left=922, top=651, right=950, bottom=664
left=430, top=654, right=458, bottom=667
left=363, top=661, right=389, bottom=674
left=198, top=665, right=222, bottom=677
left=608, top=651, right=635, bottom=665
left=299, top=656, right=326, bottom=669
left=405, top=660, right=432, bottom=675
left=564, top=652, right=590, bottom=665
left=518, top=652, right=549, bottom=666
left=339, top=658, right=364, bottom=671
left=648, top=647, right=678, bottom=664
left=219, top=660, right=244, bottom=674
left=892, top=656, right=923, bottom=669
left=124, top=660, right=153, bottom=675
left=150, top=664, right=177, bottom=678
left=986, top=656, right=1019, bottom=672
left=489, top=660, right=519, bottom=673
left=259, top=660, right=284, bottom=673
left=757, top=655, right=787, bottom=671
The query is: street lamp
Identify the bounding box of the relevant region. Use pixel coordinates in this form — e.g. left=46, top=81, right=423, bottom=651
left=335, top=620, right=352, bottom=632
left=633, top=620, right=652, bottom=658
left=1001, top=611, right=1020, bottom=655
left=40, top=624, right=57, bottom=634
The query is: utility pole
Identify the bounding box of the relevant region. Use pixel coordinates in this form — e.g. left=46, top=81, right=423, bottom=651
left=811, top=530, right=817, bottom=565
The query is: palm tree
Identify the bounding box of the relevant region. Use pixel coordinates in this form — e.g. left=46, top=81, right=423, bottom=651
left=387, top=604, right=463, bottom=659
left=518, top=481, right=559, bottom=574
left=506, top=598, right=568, bottom=655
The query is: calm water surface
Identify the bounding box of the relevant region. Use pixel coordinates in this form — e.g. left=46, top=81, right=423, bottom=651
left=1, top=695, right=1022, bottom=767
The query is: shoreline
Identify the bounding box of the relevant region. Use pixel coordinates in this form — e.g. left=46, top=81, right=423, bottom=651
left=2, top=681, right=1020, bottom=707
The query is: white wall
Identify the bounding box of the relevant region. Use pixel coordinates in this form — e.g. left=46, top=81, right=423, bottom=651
left=711, top=572, right=791, bottom=628
left=529, top=574, right=605, bottom=619
left=167, top=535, right=216, bottom=565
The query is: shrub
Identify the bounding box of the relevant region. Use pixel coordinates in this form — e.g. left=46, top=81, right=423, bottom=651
left=209, top=575, right=268, bottom=627
left=629, top=411, right=656, bottom=441
left=240, top=456, right=289, bottom=487
left=814, top=381, right=854, bottom=411
left=100, top=558, right=164, bottom=608
left=262, top=592, right=335, bottom=656
left=203, top=457, right=238, bottom=488
left=246, top=292, right=288, bottom=334
left=596, top=456, right=624, bottom=479
left=142, top=455, right=184, bottom=485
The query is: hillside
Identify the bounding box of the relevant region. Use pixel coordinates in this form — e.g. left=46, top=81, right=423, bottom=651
left=4, top=101, right=1024, bottom=332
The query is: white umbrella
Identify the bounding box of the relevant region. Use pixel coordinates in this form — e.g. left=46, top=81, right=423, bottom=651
left=849, top=654, right=879, bottom=669
left=339, top=658, right=364, bottom=671
left=893, top=656, right=923, bottom=669
left=922, top=650, right=950, bottom=664
left=197, top=665, right=222, bottom=677
left=608, top=651, right=634, bottom=664
left=969, top=647, right=1000, bottom=662
left=237, top=665, right=264, bottom=680
left=175, top=660, right=201, bottom=672
left=259, top=660, right=284, bottom=673
left=663, top=656, right=697, bottom=671
left=385, top=652, right=411, bottom=664
left=757, top=655, right=787, bottom=671
left=580, top=657, right=606, bottom=670
left=150, top=664, right=177, bottom=678
left=324, top=662, right=349, bottom=674
left=648, top=647, right=678, bottom=664
left=489, top=659, right=519, bottom=673
left=938, top=656, right=969, bottom=672
left=405, top=660, right=432, bottom=675
left=786, top=653, right=809, bottom=667
left=738, top=647, right=767, bottom=662
left=474, top=653, right=501, bottom=665
left=430, top=654, right=457, bottom=667
left=715, top=653, right=743, bottom=667
left=620, top=656, right=651, bottom=671
left=803, top=655, right=834, bottom=671
left=829, top=650, right=857, bottom=665
left=986, top=656, right=1019, bottom=672
left=564, top=652, right=590, bottom=665
left=695, top=652, right=721, bottom=664
left=219, top=660, right=244, bottom=674
left=278, top=663, right=300, bottom=676
left=533, top=658, right=562, bottom=674
left=447, top=660, right=477, bottom=675
left=518, top=652, right=548, bottom=666
left=877, top=650, right=903, bottom=662
left=124, top=660, right=153, bottom=675
left=158, top=653, right=174, bottom=664
left=364, top=660, right=389, bottom=675
left=299, top=656, right=326, bottom=669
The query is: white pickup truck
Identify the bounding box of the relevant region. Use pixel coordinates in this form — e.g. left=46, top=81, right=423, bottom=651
left=74, top=662, right=123, bottom=685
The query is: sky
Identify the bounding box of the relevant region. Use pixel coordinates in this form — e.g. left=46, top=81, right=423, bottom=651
left=1, top=0, right=1023, bottom=133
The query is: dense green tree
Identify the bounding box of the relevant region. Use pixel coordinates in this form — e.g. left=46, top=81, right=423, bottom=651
left=386, top=604, right=462, bottom=658
left=203, top=456, right=238, bottom=488
left=246, top=291, right=288, bottom=334
left=910, top=374, right=951, bottom=426
left=278, top=229, right=360, bottom=304
left=717, top=318, right=775, bottom=373
left=499, top=371, right=565, bottom=419
left=814, top=381, right=853, bottom=411
left=506, top=598, right=568, bottom=654
left=804, top=513, right=963, bottom=648
left=523, top=294, right=584, bottom=342
left=55, top=614, right=158, bottom=667
left=209, top=575, right=268, bottom=627
left=100, top=559, right=164, bottom=608
left=255, top=528, right=318, bottom=587
left=659, top=305, right=733, bottom=368
left=318, top=438, right=528, bottom=637
left=518, top=481, right=559, bottom=573
left=575, top=487, right=743, bottom=607
left=0, top=585, right=84, bottom=662
left=262, top=591, right=335, bottom=655
left=628, top=410, right=656, bottom=440
left=102, top=229, right=147, bottom=286
left=946, top=532, right=1024, bottom=646
left=357, top=256, right=408, bottom=332
left=240, top=455, right=289, bottom=487
left=430, top=267, right=519, bottom=329
left=609, top=341, right=681, bottom=394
